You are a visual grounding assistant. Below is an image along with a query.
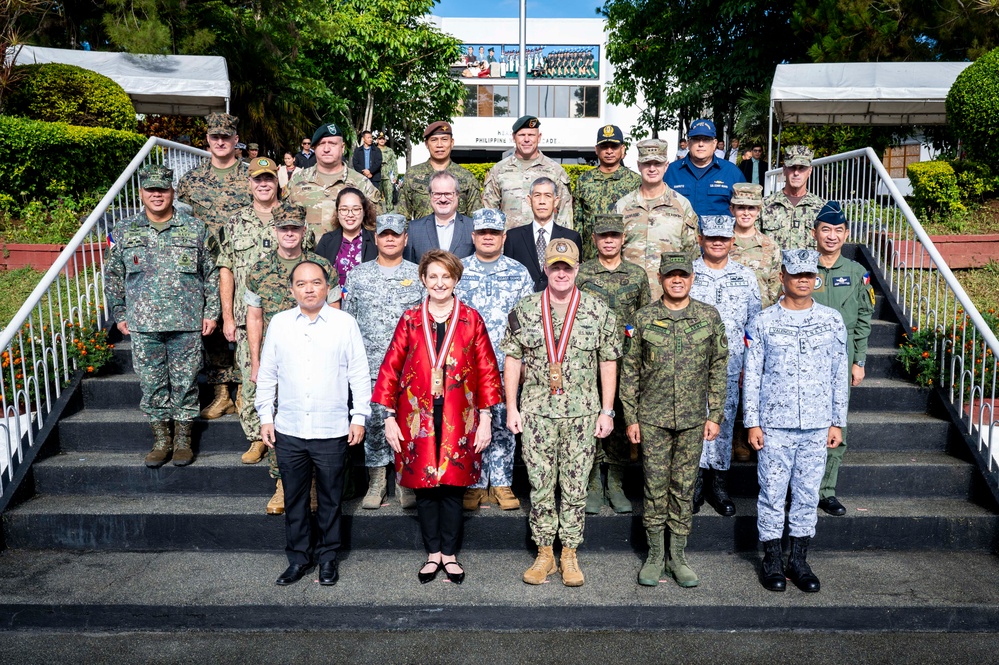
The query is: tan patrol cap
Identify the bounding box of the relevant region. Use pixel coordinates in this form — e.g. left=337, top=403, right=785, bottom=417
left=636, top=139, right=669, bottom=164
left=248, top=157, right=279, bottom=178
left=545, top=238, right=579, bottom=268
left=730, top=183, right=763, bottom=206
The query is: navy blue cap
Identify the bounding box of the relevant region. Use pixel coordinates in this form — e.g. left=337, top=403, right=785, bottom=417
left=815, top=201, right=848, bottom=226
left=688, top=118, right=716, bottom=139
left=595, top=124, right=624, bottom=145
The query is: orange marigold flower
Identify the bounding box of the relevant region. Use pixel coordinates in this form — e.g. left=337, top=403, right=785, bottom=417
left=921, top=352, right=930, bottom=358
left=86, top=366, right=94, bottom=373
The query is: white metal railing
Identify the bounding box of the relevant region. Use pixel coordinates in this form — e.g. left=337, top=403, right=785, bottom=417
left=0, top=138, right=209, bottom=501
left=767, top=148, right=999, bottom=484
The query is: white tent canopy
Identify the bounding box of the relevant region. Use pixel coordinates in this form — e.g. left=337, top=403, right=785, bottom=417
left=10, top=46, right=230, bottom=116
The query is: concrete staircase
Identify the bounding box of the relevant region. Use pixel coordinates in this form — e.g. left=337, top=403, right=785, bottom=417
left=2, top=248, right=999, bottom=651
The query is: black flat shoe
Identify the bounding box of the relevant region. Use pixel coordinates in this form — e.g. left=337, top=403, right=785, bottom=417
left=319, top=560, right=339, bottom=586
left=418, top=560, right=442, bottom=584
left=276, top=562, right=314, bottom=586
left=818, top=496, right=847, bottom=516
left=443, top=561, right=465, bottom=585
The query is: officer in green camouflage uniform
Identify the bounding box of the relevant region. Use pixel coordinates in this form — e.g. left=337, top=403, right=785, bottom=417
left=729, top=183, right=783, bottom=308
left=616, top=139, right=699, bottom=299
left=244, top=212, right=339, bottom=515
left=176, top=112, right=251, bottom=420
left=375, top=132, right=398, bottom=213
left=573, top=125, right=641, bottom=263
left=483, top=116, right=573, bottom=230
left=575, top=213, right=651, bottom=514
left=758, top=146, right=826, bottom=249
left=397, top=121, right=481, bottom=221
left=286, top=121, right=384, bottom=241
left=620, top=252, right=728, bottom=588
left=501, top=239, right=620, bottom=587
left=811, top=201, right=874, bottom=518
left=105, top=165, right=220, bottom=469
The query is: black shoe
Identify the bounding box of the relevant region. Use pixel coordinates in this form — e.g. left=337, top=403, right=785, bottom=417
left=818, top=496, right=847, bottom=516
left=706, top=469, right=736, bottom=517
left=691, top=467, right=705, bottom=514
left=443, top=560, right=465, bottom=585
left=760, top=539, right=786, bottom=592
left=319, top=560, right=339, bottom=586
left=276, top=562, right=314, bottom=586
left=418, top=560, right=442, bottom=584
left=786, top=536, right=821, bottom=592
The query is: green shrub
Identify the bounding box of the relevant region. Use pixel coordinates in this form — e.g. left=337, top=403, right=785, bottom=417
left=907, top=160, right=964, bottom=220
left=463, top=163, right=593, bottom=192
left=950, top=160, right=999, bottom=203
left=1, top=194, right=101, bottom=244
left=0, top=115, right=147, bottom=204
left=4, top=63, right=137, bottom=132
left=947, top=48, right=999, bottom=167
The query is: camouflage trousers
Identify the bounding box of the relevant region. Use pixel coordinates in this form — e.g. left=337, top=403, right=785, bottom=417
left=379, top=178, right=395, bottom=213
left=203, top=327, right=239, bottom=385
left=521, top=413, right=597, bottom=549
left=131, top=330, right=203, bottom=422
left=640, top=422, right=703, bottom=535
left=471, top=401, right=515, bottom=489
left=234, top=326, right=261, bottom=443
left=699, top=373, right=740, bottom=471
left=595, top=405, right=632, bottom=468
left=364, top=401, right=393, bottom=468
left=757, top=427, right=828, bottom=542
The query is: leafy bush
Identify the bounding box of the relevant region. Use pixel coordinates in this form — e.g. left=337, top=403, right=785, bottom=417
left=464, top=163, right=594, bottom=192
left=947, top=47, right=999, bottom=167
left=907, top=160, right=964, bottom=221
left=1, top=195, right=100, bottom=244
left=137, top=114, right=208, bottom=148
left=4, top=63, right=137, bottom=132
left=66, top=320, right=115, bottom=375
left=897, top=325, right=939, bottom=387
left=0, top=115, right=146, bottom=204
left=950, top=160, right=999, bottom=203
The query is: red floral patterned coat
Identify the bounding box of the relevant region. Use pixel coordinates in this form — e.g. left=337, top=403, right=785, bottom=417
left=372, top=300, right=502, bottom=489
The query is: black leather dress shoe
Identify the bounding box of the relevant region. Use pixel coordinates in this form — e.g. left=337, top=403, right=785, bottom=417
left=443, top=561, right=465, bottom=585
left=276, top=562, right=314, bottom=586
left=319, top=560, right=339, bottom=586
left=818, top=496, right=847, bottom=516
left=418, top=560, right=442, bottom=584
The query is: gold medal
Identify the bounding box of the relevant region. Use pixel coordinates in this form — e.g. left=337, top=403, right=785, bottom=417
left=549, top=362, right=563, bottom=395
left=431, top=367, right=445, bottom=398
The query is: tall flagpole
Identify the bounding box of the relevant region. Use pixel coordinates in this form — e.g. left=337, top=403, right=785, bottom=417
left=518, top=0, right=526, bottom=116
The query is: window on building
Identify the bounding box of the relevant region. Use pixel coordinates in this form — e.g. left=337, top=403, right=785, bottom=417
left=463, top=84, right=518, bottom=117
left=883, top=144, right=921, bottom=179
left=462, top=85, right=599, bottom=118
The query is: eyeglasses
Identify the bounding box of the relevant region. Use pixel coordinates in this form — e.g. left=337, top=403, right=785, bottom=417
left=302, top=142, right=311, bottom=147
left=337, top=206, right=363, bottom=215
left=431, top=192, right=456, bottom=200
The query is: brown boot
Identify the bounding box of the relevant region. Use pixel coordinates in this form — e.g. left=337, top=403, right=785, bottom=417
left=200, top=384, right=235, bottom=420
left=463, top=487, right=489, bottom=511
left=144, top=421, right=172, bottom=468
left=732, top=426, right=752, bottom=462
left=241, top=440, right=267, bottom=464
left=172, top=421, right=195, bottom=466
left=523, top=546, right=557, bottom=585
left=397, top=482, right=416, bottom=509
left=266, top=479, right=284, bottom=515
left=490, top=486, right=521, bottom=510
left=234, top=385, right=244, bottom=413
left=560, top=547, right=585, bottom=587
left=362, top=466, right=387, bottom=509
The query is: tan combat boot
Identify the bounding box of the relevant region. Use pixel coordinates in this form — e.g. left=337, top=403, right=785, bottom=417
left=560, top=547, right=585, bottom=587
left=397, top=482, right=416, bottom=509
left=523, top=546, right=557, bottom=584
left=463, top=487, right=489, bottom=511
left=266, top=479, right=284, bottom=515
left=172, top=421, right=195, bottom=466
left=234, top=385, right=243, bottom=413
left=241, top=440, right=267, bottom=464
left=200, top=384, right=235, bottom=420
left=144, top=421, right=172, bottom=468
left=362, top=466, right=387, bottom=509
left=490, top=486, right=521, bottom=510
left=666, top=533, right=699, bottom=588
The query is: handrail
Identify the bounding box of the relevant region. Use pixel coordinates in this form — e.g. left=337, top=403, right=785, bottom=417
left=0, top=138, right=209, bottom=500
left=767, top=148, right=999, bottom=482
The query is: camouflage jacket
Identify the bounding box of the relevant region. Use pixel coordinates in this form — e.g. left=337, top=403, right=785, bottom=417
left=615, top=187, right=699, bottom=300
left=106, top=209, right=220, bottom=332
left=381, top=146, right=399, bottom=182
left=482, top=152, right=573, bottom=230
left=217, top=207, right=278, bottom=326
left=572, top=166, right=641, bottom=262
left=758, top=190, right=826, bottom=249
left=743, top=301, right=849, bottom=430
left=243, top=251, right=338, bottom=330
left=398, top=160, right=481, bottom=221
left=730, top=230, right=783, bottom=308
left=575, top=257, right=651, bottom=356
left=286, top=164, right=384, bottom=240
left=342, top=259, right=425, bottom=379
left=620, top=299, right=728, bottom=431
left=455, top=254, right=535, bottom=367
left=500, top=290, right=620, bottom=419
left=690, top=257, right=762, bottom=374
left=175, top=161, right=251, bottom=237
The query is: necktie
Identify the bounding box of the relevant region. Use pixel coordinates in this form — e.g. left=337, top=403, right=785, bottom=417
left=536, top=227, right=547, bottom=268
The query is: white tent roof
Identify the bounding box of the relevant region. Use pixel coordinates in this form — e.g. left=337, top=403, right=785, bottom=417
left=10, top=46, right=230, bottom=116
left=770, top=62, right=971, bottom=125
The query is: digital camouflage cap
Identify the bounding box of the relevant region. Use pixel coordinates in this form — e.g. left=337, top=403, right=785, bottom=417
left=138, top=164, right=173, bottom=190
left=636, top=139, right=669, bottom=164
left=699, top=215, right=736, bottom=238
left=730, top=183, right=763, bottom=206
left=472, top=208, right=506, bottom=232
left=593, top=213, right=625, bottom=235
left=206, top=112, right=239, bottom=137
left=783, top=145, right=814, bottom=167
left=781, top=248, right=820, bottom=274
left=659, top=251, right=693, bottom=275
left=270, top=202, right=307, bottom=227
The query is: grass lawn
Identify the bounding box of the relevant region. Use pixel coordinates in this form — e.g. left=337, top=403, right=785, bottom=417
left=0, top=268, right=45, bottom=330
left=953, top=262, right=999, bottom=316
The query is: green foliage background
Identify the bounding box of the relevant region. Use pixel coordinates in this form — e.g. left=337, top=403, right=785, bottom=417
left=463, top=164, right=594, bottom=192
left=5, top=63, right=137, bottom=132
left=947, top=47, right=999, bottom=168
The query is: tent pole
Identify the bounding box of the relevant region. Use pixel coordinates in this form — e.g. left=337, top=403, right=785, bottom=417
left=767, top=101, right=774, bottom=174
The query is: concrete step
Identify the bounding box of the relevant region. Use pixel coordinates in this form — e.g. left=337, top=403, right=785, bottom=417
left=30, top=451, right=973, bottom=500
left=56, top=409, right=248, bottom=452
left=868, top=320, right=901, bottom=348
left=860, top=347, right=903, bottom=379
left=848, top=378, right=930, bottom=412
left=4, top=494, right=996, bottom=553
left=846, top=411, right=954, bottom=452
left=1, top=549, right=998, bottom=634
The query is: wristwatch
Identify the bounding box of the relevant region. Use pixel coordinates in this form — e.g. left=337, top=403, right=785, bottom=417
left=855, top=359, right=866, bottom=368
left=600, top=409, right=616, bottom=418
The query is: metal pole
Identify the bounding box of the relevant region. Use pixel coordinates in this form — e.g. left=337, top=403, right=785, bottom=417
left=518, top=0, right=526, bottom=117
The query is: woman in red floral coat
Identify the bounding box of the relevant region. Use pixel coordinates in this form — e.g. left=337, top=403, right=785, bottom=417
left=372, top=249, right=502, bottom=585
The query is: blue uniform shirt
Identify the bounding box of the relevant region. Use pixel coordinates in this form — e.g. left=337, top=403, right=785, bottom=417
left=664, top=156, right=746, bottom=217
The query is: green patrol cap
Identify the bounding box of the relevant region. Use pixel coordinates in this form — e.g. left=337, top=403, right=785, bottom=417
left=205, top=112, right=238, bottom=137
left=270, top=202, right=307, bottom=228
left=247, top=142, right=259, bottom=151
left=783, top=145, right=813, bottom=167
left=138, top=164, right=173, bottom=190
left=659, top=251, right=693, bottom=276
left=593, top=213, right=625, bottom=235
left=512, top=115, right=540, bottom=133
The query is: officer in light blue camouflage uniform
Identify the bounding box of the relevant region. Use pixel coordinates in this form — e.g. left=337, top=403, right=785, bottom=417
left=343, top=213, right=425, bottom=510
left=455, top=208, right=535, bottom=512
left=689, top=215, right=761, bottom=517
left=743, top=249, right=849, bottom=594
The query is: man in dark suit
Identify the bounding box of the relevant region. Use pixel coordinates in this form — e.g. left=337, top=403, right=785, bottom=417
left=740, top=144, right=765, bottom=186
left=403, top=171, right=475, bottom=263
left=351, top=130, right=382, bottom=188
left=504, top=176, right=583, bottom=291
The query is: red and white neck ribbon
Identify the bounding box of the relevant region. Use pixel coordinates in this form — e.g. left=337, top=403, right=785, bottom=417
left=542, top=287, right=581, bottom=365
left=421, top=296, right=460, bottom=370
